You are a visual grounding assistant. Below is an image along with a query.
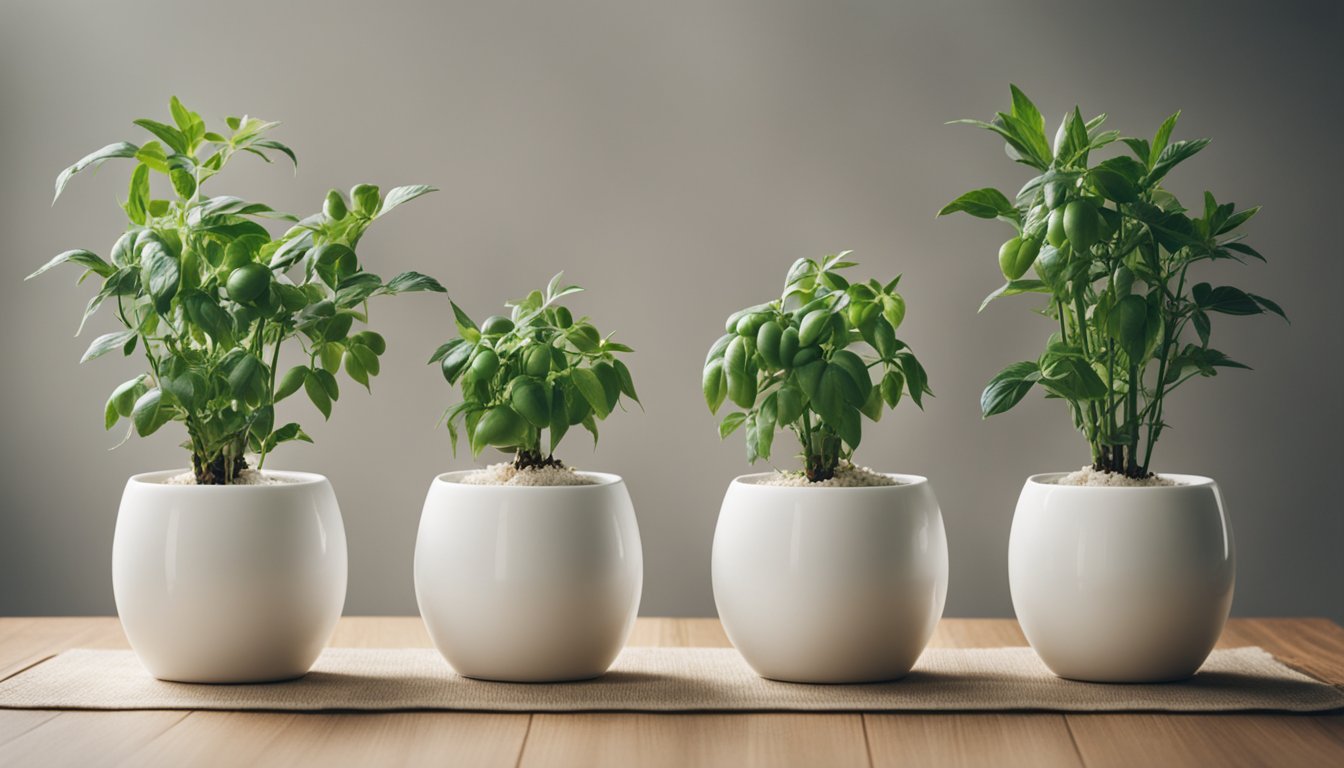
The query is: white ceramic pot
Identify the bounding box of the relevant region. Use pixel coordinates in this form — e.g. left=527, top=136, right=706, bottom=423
left=112, top=470, right=347, bottom=683
left=1009, top=473, right=1235, bottom=683
left=414, top=471, right=643, bottom=682
left=712, top=473, right=948, bottom=683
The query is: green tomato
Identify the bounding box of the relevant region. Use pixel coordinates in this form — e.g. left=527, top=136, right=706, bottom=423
left=798, top=309, right=829, bottom=347
left=735, top=312, right=768, bottom=338
left=723, top=336, right=757, bottom=409
left=524, top=344, right=552, bottom=377
left=350, top=184, right=380, bottom=216
left=1000, top=236, right=1041, bottom=281
left=1063, top=200, right=1100, bottom=252
left=755, top=320, right=783, bottom=368
left=1046, top=208, right=1067, bottom=248
left=470, top=348, right=499, bottom=380
left=324, top=190, right=347, bottom=221
left=775, top=384, right=804, bottom=424
left=481, top=315, right=515, bottom=336
left=510, top=378, right=552, bottom=428
left=474, top=406, right=527, bottom=450
left=792, top=345, right=822, bottom=368
left=225, top=263, right=271, bottom=304
left=998, top=237, right=1022, bottom=279
left=778, top=327, right=800, bottom=368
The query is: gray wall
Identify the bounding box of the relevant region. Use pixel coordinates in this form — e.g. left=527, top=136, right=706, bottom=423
left=2, top=0, right=1340, bottom=621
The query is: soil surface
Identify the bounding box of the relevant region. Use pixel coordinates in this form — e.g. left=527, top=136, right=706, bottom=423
left=162, top=469, right=292, bottom=486
left=1056, top=466, right=1177, bottom=487
left=460, top=462, right=597, bottom=486
left=759, top=462, right=900, bottom=488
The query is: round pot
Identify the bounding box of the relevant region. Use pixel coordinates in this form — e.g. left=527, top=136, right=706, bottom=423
left=712, top=473, right=948, bottom=683
left=1009, top=473, right=1235, bottom=683
left=414, top=471, right=643, bottom=682
left=112, top=470, right=347, bottom=683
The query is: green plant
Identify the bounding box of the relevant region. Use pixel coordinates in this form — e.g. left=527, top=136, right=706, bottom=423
left=29, top=97, right=446, bottom=484
left=703, top=254, right=931, bottom=482
left=940, top=85, right=1286, bottom=478
left=431, top=274, right=638, bottom=468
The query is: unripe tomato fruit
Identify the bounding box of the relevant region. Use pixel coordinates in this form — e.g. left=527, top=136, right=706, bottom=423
left=1063, top=200, right=1100, bottom=252
left=226, top=263, right=271, bottom=304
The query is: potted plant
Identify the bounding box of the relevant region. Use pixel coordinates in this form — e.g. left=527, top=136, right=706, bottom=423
left=415, top=273, right=642, bottom=682
left=941, top=86, right=1286, bottom=682
left=29, top=98, right=445, bottom=683
left=702, top=253, right=946, bottom=683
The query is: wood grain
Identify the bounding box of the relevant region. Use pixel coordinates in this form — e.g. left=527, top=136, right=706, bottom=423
left=0, top=617, right=1339, bottom=768
left=865, top=713, right=1083, bottom=768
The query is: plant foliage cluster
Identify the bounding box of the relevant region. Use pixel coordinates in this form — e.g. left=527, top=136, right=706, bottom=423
left=30, top=98, right=445, bottom=484
left=941, top=86, right=1285, bottom=477
left=432, top=274, right=638, bottom=468
left=703, top=254, right=931, bottom=482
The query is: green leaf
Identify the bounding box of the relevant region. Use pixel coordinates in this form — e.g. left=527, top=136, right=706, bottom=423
left=105, top=376, right=148, bottom=429
left=376, top=185, right=437, bottom=218
left=1088, top=156, right=1145, bottom=203
left=1008, top=85, right=1050, bottom=164
left=835, top=405, right=862, bottom=450
left=830, top=349, right=872, bottom=405
left=124, top=163, right=149, bottom=225
left=613, top=359, right=639, bottom=403
left=53, top=142, right=139, bottom=202
left=979, top=279, right=1049, bottom=312
left=937, top=187, right=1017, bottom=220
left=570, top=367, right=611, bottom=418
left=1192, top=283, right=1262, bottom=316
left=703, top=359, right=727, bottom=413
left=981, top=360, right=1038, bottom=417
left=757, top=393, right=777, bottom=458
left=140, top=241, right=179, bottom=314
left=718, top=411, right=747, bottom=439
left=133, top=119, right=188, bottom=154
left=1150, top=111, right=1181, bottom=168
left=26, top=249, right=114, bottom=280
left=382, top=271, right=446, bottom=294
left=880, top=368, right=904, bottom=409
left=81, top=330, right=136, bottom=363
left=228, top=354, right=263, bottom=400
left=1040, top=354, right=1107, bottom=400
left=275, top=366, right=309, bottom=401
left=131, top=388, right=167, bottom=436
left=451, top=301, right=480, bottom=342
left=1149, top=138, right=1210, bottom=184
left=304, top=371, right=332, bottom=419
left=251, top=139, right=297, bottom=168
left=898, top=353, right=931, bottom=408
left=181, top=292, right=232, bottom=344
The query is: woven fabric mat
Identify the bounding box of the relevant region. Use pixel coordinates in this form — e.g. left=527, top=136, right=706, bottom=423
left=0, top=647, right=1340, bottom=713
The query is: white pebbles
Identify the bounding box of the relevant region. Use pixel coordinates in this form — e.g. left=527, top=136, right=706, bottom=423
left=161, top=468, right=290, bottom=486
left=459, top=462, right=597, bottom=486
left=758, top=462, right=900, bottom=488
left=1056, top=466, right=1176, bottom=487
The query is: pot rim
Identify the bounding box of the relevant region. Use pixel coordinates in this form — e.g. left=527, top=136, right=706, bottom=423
left=432, top=469, right=624, bottom=488
left=730, top=471, right=928, bottom=490
left=127, top=469, right=329, bottom=488
left=1026, top=472, right=1215, bottom=489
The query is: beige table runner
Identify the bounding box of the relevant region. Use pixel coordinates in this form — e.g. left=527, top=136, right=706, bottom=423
left=0, top=647, right=1340, bottom=713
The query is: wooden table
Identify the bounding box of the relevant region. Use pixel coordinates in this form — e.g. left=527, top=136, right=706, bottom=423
left=0, top=617, right=1340, bottom=767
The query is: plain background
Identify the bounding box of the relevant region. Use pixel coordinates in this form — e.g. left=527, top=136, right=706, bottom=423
left=2, top=0, right=1340, bottom=621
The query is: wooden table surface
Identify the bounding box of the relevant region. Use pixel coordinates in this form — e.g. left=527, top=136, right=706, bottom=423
left=0, top=617, right=1341, bottom=767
